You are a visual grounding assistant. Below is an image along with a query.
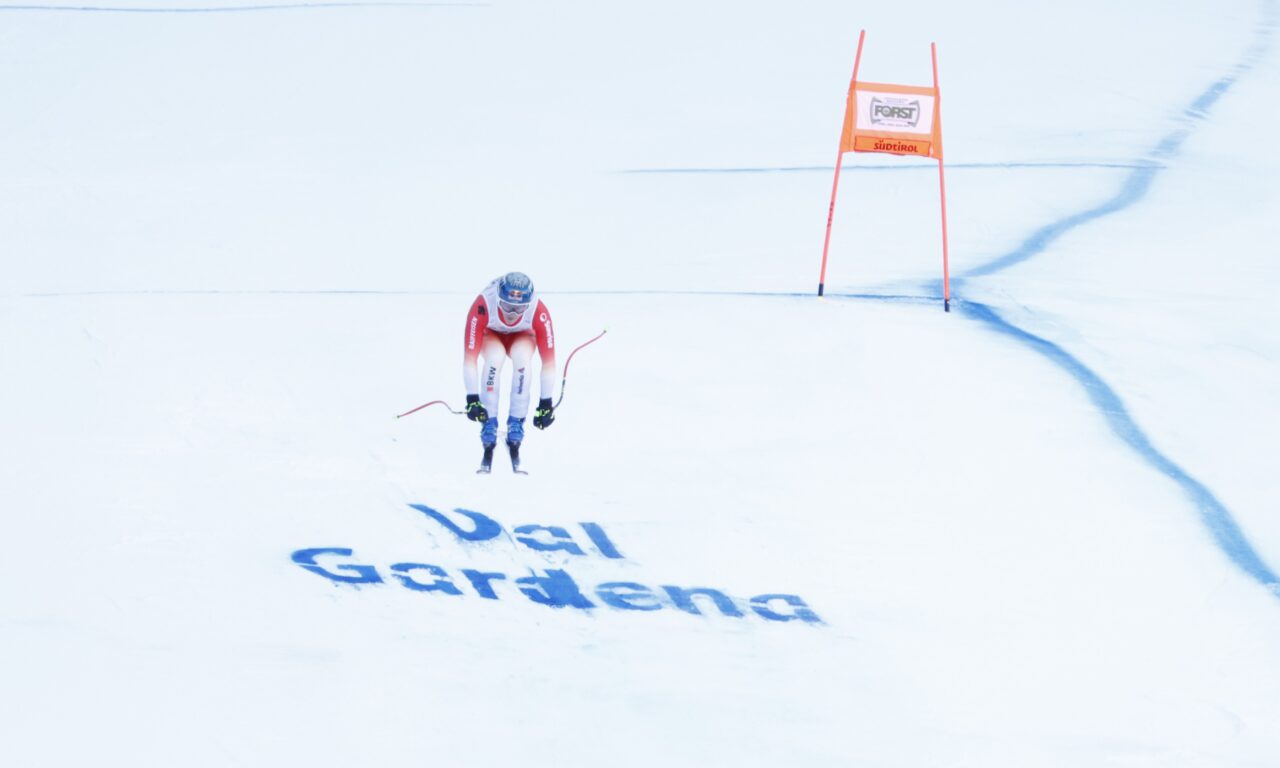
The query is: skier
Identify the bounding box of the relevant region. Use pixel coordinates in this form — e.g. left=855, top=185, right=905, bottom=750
left=462, top=272, right=557, bottom=471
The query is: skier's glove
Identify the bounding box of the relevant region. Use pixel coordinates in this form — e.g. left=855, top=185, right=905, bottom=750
left=533, top=398, right=555, bottom=430
left=465, top=394, right=488, bottom=422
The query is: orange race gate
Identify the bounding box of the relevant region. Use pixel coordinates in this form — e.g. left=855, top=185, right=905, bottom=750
left=817, top=30, right=952, bottom=312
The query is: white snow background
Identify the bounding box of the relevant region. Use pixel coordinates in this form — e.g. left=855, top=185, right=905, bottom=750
left=2, top=0, right=1280, bottom=765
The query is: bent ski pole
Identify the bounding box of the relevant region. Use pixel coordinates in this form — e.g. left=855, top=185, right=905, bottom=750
left=395, top=399, right=467, bottom=420
left=398, top=329, right=606, bottom=419
left=554, top=329, right=607, bottom=410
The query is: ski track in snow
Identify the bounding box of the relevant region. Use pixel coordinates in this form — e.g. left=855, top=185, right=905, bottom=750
left=14, top=1, right=1278, bottom=597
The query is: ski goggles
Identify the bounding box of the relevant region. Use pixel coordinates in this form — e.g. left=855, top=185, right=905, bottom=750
left=498, top=298, right=531, bottom=316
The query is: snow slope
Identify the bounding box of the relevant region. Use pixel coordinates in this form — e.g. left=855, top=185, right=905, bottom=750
left=2, top=1, right=1279, bottom=766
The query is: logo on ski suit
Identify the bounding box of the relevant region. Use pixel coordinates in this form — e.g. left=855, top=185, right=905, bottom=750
left=539, top=312, right=553, bottom=349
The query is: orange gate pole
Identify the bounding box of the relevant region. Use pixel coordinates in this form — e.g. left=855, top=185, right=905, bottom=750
left=932, top=42, right=951, bottom=312
left=818, top=29, right=865, bottom=297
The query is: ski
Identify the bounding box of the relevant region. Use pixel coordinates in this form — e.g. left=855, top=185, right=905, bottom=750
left=477, top=445, right=495, bottom=474
left=508, top=442, right=528, bottom=475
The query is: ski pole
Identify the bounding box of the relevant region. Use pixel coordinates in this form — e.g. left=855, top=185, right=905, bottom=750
left=554, top=329, right=607, bottom=410
left=397, top=330, right=606, bottom=419
left=395, top=399, right=467, bottom=420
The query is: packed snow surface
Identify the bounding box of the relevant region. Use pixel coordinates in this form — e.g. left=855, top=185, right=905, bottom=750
left=2, top=1, right=1279, bottom=766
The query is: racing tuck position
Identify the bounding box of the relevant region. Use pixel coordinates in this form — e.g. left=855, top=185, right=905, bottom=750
left=462, top=272, right=557, bottom=473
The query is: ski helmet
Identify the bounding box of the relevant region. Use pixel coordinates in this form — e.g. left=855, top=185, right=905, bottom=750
left=497, top=271, right=534, bottom=322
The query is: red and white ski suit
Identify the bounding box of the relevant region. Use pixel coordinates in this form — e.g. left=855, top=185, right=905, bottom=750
left=462, top=278, right=556, bottom=421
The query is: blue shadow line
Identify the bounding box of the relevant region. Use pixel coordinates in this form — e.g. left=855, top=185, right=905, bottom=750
left=23, top=288, right=426, bottom=296
left=959, top=300, right=1280, bottom=592
left=619, top=161, right=1156, bottom=175
left=550, top=288, right=933, bottom=305
left=21, top=288, right=944, bottom=308
left=945, top=1, right=1280, bottom=595
left=959, top=161, right=1162, bottom=281
left=0, top=2, right=481, bottom=13
left=960, top=0, right=1276, bottom=281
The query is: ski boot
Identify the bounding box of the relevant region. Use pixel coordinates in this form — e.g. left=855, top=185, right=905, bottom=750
left=477, top=419, right=498, bottom=473
left=506, top=417, right=527, bottom=474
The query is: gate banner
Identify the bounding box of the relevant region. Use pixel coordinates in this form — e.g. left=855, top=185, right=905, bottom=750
left=816, top=30, right=952, bottom=311
left=842, top=82, right=940, bottom=158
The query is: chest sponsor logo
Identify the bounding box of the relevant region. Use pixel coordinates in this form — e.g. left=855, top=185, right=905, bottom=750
left=539, top=312, right=554, bottom=348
